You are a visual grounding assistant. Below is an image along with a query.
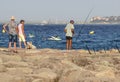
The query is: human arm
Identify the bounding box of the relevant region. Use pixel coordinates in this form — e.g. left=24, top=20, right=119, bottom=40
left=71, top=24, right=75, bottom=35
left=64, top=24, right=68, bottom=33
left=71, top=29, right=74, bottom=34
left=16, top=26, right=19, bottom=36
left=3, top=24, right=9, bottom=33
left=64, top=29, right=67, bottom=33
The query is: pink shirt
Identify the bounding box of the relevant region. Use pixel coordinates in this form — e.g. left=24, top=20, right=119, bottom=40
left=18, top=24, right=23, bottom=35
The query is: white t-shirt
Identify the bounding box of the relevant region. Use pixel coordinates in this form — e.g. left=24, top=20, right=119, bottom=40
left=65, top=23, right=74, bottom=37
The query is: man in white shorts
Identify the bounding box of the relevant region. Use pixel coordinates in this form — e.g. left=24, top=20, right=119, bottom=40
left=17, top=20, right=26, bottom=48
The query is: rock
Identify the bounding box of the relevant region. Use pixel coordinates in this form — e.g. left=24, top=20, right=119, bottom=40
left=113, top=57, right=120, bottom=65
left=9, top=77, right=27, bottom=82
left=0, top=57, right=3, bottom=64
left=0, top=73, right=13, bottom=82
left=0, top=55, right=22, bottom=62
left=32, top=79, right=42, bottom=82
left=7, top=67, right=33, bottom=75
left=4, top=61, right=28, bottom=68
left=26, top=69, right=58, bottom=82
left=72, top=57, right=93, bottom=67
left=36, top=58, right=64, bottom=76
left=22, top=55, right=43, bottom=62
left=95, top=68, right=115, bottom=79
left=0, top=64, right=7, bottom=72
left=59, top=69, right=95, bottom=82
left=25, top=50, right=40, bottom=54
left=61, top=60, right=83, bottom=70
left=0, top=48, right=120, bottom=82
left=0, top=73, right=27, bottom=82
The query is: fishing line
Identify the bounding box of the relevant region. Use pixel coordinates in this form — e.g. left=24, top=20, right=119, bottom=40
left=76, top=8, right=93, bottom=41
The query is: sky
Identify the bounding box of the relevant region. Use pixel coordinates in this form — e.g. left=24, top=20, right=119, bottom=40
left=0, top=0, right=120, bottom=22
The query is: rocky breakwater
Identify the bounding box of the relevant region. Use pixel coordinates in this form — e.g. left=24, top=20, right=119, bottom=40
left=0, top=48, right=120, bottom=82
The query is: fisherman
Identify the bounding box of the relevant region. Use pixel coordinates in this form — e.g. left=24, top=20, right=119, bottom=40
left=64, top=20, right=75, bottom=50
left=3, top=16, right=18, bottom=53
left=17, top=20, right=27, bottom=48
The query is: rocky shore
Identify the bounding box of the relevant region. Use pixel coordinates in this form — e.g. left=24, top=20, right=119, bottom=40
left=0, top=48, right=120, bottom=82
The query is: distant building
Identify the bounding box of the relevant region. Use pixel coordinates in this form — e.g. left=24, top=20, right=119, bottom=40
left=90, top=16, right=120, bottom=24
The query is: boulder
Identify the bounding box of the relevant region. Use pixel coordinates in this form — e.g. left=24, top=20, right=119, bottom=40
left=59, top=69, right=95, bottom=82
left=0, top=55, right=22, bottom=62
left=3, top=61, right=28, bottom=68
left=0, top=73, right=27, bottom=82
left=0, top=64, right=7, bottom=72
left=0, top=57, right=3, bottom=64
left=7, top=67, right=33, bottom=75
left=26, top=68, right=58, bottom=82
left=95, top=68, right=115, bottom=79
left=32, top=79, right=42, bottom=82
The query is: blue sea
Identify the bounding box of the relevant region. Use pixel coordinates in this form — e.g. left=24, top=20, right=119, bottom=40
left=0, top=24, right=120, bottom=51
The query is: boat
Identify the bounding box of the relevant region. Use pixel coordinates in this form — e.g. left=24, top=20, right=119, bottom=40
left=29, top=33, right=35, bottom=38
left=48, top=36, right=62, bottom=41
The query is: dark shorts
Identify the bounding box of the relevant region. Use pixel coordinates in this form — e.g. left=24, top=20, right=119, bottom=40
left=66, top=36, right=72, bottom=40
left=9, top=34, right=17, bottom=42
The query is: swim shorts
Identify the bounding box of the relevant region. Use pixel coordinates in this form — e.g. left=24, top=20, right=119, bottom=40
left=9, top=34, right=17, bottom=42
left=66, top=36, right=72, bottom=40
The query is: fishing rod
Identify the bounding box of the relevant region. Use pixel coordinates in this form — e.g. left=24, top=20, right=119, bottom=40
left=113, top=40, right=120, bottom=53
left=115, top=43, right=120, bottom=53
left=93, top=47, right=96, bottom=55
left=85, top=45, right=92, bottom=54
left=76, top=8, right=93, bottom=41
left=75, top=8, right=94, bottom=55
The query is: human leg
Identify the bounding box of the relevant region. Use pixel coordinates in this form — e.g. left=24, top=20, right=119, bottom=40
left=8, top=34, right=12, bottom=50
left=8, top=42, right=12, bottom=50
left=23, top=41, right=27, bottom=48
left=19, top=41, right=22, bottom=48
left=18, top=35, right=22, bottom=48
left=20, top=34, right=26, bottom=48
left=14, top=42, right=17, bottom=51
left=69, top=39, right=72, bottom=50
left=66, top=40, right=69, bottom=50
left=13, top=35, right=17, bottom=52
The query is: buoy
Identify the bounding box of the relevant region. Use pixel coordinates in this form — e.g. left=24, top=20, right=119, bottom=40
left=2, top=29, right=5, bottom=33
left=89, top=31, right=94, bottom=35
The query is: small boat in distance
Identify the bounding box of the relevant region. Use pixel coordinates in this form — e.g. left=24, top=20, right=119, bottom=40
left=48, top=36, right=62, bottom=41
left=29, top=33, right=35, bottom=38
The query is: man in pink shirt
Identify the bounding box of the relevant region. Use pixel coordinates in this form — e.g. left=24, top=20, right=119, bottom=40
left=17, top=20, right=26, bottom=48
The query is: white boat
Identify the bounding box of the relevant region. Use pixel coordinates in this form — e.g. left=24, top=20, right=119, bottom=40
left=29, top=33, right=35, bottom=38
left=48, top=36, right=62, bottom=41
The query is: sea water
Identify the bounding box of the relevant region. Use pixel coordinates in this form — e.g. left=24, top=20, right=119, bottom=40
left=0, top=24, right=120, bottom=50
